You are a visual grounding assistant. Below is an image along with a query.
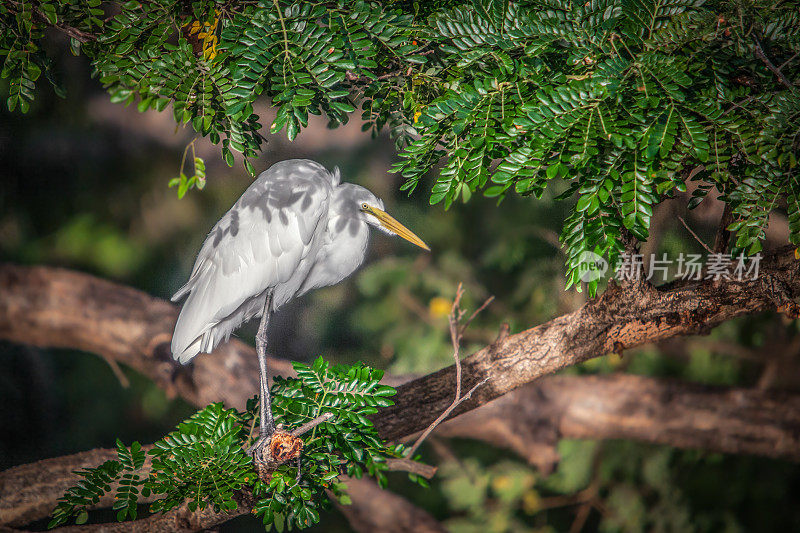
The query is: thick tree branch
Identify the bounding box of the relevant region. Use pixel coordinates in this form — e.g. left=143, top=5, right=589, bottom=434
left=1, top=251, right=800, bottom=530
left=0, top=263, right=291, bottom=410
left=0, top=448, right=121, bottom=527
left=329, top=476, right=446, bottom=533
left=3, top=373, right=800, bottom=529
left=1, top=248, right=799, bottom=441
left=0, top=446, right=439, bottom=532
left=436, top=374, right=800, bottom=474
left=376, top=246, right=800, bottom=440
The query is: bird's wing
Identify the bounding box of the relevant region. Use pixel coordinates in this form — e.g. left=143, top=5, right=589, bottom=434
left=171, top=166, right=332, bottom=359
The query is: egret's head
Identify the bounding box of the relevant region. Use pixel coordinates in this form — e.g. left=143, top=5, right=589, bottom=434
left=355, top=191, right=430, bottom=251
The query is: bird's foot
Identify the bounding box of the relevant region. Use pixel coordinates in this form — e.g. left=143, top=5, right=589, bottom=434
left=247, top=431, right=274, bottom=465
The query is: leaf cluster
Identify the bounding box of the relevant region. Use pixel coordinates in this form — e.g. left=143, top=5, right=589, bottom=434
left=3, top=0, right=799, bottom=295
left=48, top=358, right=415, bottom=531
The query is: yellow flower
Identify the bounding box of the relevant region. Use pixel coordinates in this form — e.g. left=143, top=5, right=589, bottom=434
left=795, top=247, right=799, bottom=260
left=429, top=297, right=451, bottom=319
left=413, top=109, right=422, bottom=123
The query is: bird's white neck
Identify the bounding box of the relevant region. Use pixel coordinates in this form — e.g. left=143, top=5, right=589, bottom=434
left=296, top=212, right=370, bottom=297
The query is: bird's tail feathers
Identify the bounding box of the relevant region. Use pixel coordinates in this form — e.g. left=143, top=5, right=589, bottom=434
left=173, top=337, right=202, bottom=364
left=171, top=284, right=213, bottom=363
left=171, top=295, right=252, bottom=364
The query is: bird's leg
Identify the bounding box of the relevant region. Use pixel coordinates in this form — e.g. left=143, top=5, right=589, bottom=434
left=248, top=293, right=275, bottom=464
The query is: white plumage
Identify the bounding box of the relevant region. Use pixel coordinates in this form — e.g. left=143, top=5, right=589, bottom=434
left=171, top=158, right=428, bottom=459
left=170, top=159, right=426, bottom=364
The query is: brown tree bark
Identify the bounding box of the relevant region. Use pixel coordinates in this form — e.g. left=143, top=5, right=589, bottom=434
left=3, top=372, right=799, bottom=529
left=0, top=448, right=122, bottom=527
left=0, top=446, right=440, bottom=532
left=0, top=263, right=293, bottom=410
left=1, top=251, right=799, bottom=531
left=376, top=246, right=800, bottom=441
left=2, top=249, right=798, bottom=442
left=436, top=374, right=800, bottom=474
left=330, top=476, right=447, bottom=533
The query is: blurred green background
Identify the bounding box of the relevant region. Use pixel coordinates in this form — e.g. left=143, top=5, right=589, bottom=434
left=2, top=42, right=799, bottom=532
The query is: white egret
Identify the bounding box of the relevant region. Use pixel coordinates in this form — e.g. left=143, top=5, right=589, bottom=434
left=170, top=159, right=429, bottom=462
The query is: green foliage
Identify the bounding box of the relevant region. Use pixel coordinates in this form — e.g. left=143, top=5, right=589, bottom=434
left=2, top=0, right=798, bottom=294
left=253, top=358, right=402, bottom=529
left=49, top=459, right=123, bottom=528
left=49, top=358, right=415, bottom=531
left=439, top=458, right=540, bottom=532
left=147, top=403, right=252, bottom=515
left=168, top=141, right=207, bottom=198
left=114, top=439, right=146, bottom=520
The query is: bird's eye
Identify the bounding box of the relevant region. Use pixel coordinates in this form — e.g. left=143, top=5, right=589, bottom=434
left=360, top=202, right=370, bottom=210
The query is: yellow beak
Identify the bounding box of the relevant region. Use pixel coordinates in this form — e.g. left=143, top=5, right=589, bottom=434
left=366, top=206, right=430, bottom=251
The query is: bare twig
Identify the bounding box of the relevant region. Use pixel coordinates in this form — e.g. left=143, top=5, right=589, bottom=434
left=384, top=458, right=437, bottom=479
left=6, top=1, right=98, bottom=43
left=407, top=285, right=492, bottom=457
left=678, top=216, right=714, bottom=253
left=101, top=354, right=130, bottom=388
left=406, top=377, right=488, bottom=459
left=450, top=285, right=467, bottom=402
left=495, top=322, right=510, bottom=344
left=291, top=412, right=333, bottom=437
left=569, top=499, right=594, bottom=533
left=462, top=295, right=495, bottom=336
left=752, top=34, right=794, bottom=90
left=778, top=51, right=799, bottom=71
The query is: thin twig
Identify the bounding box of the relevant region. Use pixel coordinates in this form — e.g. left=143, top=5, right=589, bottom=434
left=569, top=500, right=594, bottom=533
left=752, top=34, right=794, bottom=90
left=450, top=285, right=466, bottom=401
left=778, top=51, right=799, bottom=71
left=101, top=355, right=130, bottom=388
left=291, top=412, right=333, bottom=437
left=407, top=284, right=492, bottom=457
left=462, top=295, right=495, bottom=336
left=406, top=377, right=488, bottom=459
left=384, top=458, right=437, bottom=479
left=678, top=216, right=714, bottom=253
left=7, top=1, right=98, bottom=43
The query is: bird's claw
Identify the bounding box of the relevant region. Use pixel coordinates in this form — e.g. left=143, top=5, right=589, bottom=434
left=247, top=432, right=273, bottom=465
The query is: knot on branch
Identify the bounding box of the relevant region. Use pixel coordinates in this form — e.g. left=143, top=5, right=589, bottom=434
left=255, top=430, right=304, bottom=482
